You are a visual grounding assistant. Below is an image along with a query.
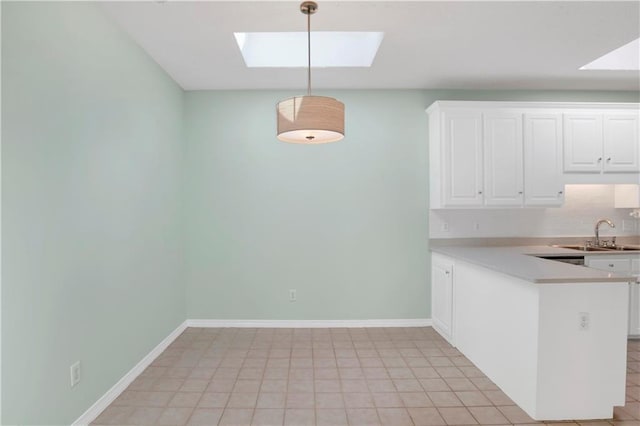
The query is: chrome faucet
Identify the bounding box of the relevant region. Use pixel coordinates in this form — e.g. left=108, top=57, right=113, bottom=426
left=594, top=218, right=615, bottom=247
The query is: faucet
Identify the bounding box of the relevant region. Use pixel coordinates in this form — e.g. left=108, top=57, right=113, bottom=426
left=594, top=218, right=615, bottom=246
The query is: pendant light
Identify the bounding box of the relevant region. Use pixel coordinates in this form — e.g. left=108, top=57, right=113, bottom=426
left=276, top=1, right=345, bottom=144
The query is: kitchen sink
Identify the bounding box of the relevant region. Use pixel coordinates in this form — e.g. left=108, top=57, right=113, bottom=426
left=552, top=244, right=640, bottom=252
left=606, top=245, right=640, bottom=251
left=553, top=244, right=612, bottom=251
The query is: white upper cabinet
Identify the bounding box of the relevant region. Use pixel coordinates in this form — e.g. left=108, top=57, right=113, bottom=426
left=604, top=114, right=639, bottom=172
left=428, top=101, right=640, bottom=209
left=429, top=102, right=563, bottom=208
left=563, top=114, right=603, bottom=172
left=442, top=110, right=483, bottom=207
left=523, top=114, right=564, bottom=206
left=484, top=113, right=524, bottom=206
left=564, top=112, right=640, bottom=174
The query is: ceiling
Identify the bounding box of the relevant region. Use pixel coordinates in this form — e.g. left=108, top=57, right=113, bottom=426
left=101, top=1, right=640, bottom=91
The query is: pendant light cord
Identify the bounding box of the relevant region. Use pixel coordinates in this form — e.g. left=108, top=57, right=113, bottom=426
left=307, top=8, right=311, bottom=96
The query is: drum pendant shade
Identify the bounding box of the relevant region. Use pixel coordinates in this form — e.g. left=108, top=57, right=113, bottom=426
left=277, top=95, right=345, bottom=143
left=276, top=1, right=345, bottom=144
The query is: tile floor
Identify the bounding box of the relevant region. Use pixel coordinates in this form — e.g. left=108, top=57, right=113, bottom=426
left=93, top=327, right=640, bottom=425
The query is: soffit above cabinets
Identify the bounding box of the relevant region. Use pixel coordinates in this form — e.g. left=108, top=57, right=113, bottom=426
left=99, top=1, right=640, bottom=91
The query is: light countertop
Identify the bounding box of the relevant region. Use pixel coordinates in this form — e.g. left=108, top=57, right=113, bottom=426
left=431, top=245, right=639, bottom=284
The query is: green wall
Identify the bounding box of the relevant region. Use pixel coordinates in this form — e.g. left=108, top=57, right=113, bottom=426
left=2, top=2, right=185, bottom=424
left=184, top=90, right=431, bottom=320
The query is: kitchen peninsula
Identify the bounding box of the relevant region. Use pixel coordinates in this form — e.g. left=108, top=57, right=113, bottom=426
left=430, top=245, right=638, bottom=421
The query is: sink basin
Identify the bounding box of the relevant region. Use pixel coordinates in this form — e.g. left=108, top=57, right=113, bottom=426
left=552, top=244, right=612, bottom=252
left=606, top=245, right=640, bottom=251
left=552, top=244, right=640, bottom=252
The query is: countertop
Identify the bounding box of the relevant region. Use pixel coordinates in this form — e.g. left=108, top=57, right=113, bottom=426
left=431, top=245, right=640, bottom=284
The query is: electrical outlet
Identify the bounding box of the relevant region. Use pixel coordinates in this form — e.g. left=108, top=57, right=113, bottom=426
left=289, top=289, right=297, bottom=302
left=474, top=222, right=480, bottom=231
left=441, top=222, right=449, bottom=232
left=579, top=312, right=590, bottom=331
left=623, top=219, right=635, bottom=232
left=70, top=361, right=81, bottom=387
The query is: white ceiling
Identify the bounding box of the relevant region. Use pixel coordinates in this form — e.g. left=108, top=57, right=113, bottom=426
left=101, top=1, right=640, bottom=91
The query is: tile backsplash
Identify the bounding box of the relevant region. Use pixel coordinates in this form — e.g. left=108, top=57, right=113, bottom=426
left=430, top=185, right=639, bottom=238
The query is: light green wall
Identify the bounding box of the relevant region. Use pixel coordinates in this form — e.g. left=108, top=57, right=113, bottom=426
left=2, top=3, right=185, bottom=424
left=184, top=89, right=638, bottom=321
left=184, top=90, right=431, bottom=320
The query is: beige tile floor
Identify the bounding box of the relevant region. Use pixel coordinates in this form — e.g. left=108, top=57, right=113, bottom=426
left=93, top=327, right=640, bottom=426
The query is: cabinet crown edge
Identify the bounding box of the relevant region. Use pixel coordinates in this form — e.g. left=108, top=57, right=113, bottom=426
left=426, top=100, right=640, bottom=114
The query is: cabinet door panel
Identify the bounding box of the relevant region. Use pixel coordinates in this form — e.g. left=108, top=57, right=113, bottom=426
left=586, top=255, right=637, bottom=336
left=629, top=283, right=640, bottom=336
left=442, top=111, right=483, bottom=206
left=432, top=256, right=454, bottom=343
left=524, top=114, right=564, bottom=206
left=564, top=114, right=603, bottom=173
left=484, top=113, right=523, bottom=206
left=604, top=114, right=640, bottom=173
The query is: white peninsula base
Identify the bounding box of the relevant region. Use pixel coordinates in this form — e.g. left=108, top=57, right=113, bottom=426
left=438, top=255, right=629, bottom=421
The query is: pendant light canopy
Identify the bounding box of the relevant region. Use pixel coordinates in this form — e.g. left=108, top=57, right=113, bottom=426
left=276, top=1, right=345, bottom=144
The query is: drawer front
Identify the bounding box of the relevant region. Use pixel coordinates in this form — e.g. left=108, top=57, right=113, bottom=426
left=586, top=257, right=631, bottom=273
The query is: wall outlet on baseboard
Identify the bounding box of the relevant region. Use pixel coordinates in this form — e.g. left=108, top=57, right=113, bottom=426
left=70, top=361, right=81, bottom=387
left=289, top=289, right=297, bottom=302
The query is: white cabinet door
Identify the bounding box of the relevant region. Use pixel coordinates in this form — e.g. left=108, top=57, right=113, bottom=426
left=523, top=114, right=564, bottom=206
left=432, top=254, right=454, bottom=344
left=603, top=114, right=640, bottom=173
left=630, top=283, right=640, bottom=337
left=630, top=258, right=640, bottom=336
left=442, top=111, right=483, bottom=207
left=586, top=255, right=638, bottom=337
left=563, top=112, right=639, bottom=174
left=564, top=114, right=603, bottom=173
left=483, top=113, right=524, bottom=206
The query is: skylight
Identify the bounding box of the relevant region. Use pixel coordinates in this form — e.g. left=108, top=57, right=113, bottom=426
left=580, top=38, right=640, bottom=71
left=234, top=32, right=384, bottom=68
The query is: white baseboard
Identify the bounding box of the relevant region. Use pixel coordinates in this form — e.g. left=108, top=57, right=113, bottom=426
left=72, top=320, right=188, bottom=426
left=186, top=318, right=432, bottom=328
